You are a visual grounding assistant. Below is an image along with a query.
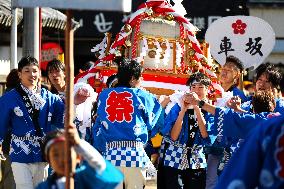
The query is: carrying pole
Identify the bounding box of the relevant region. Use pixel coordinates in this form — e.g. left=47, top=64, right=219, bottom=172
left=64, top=10, right=75, bottom=189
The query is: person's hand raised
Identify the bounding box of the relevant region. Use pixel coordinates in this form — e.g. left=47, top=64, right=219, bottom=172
left=74, top=88, right=90, bottom=105
left=186, top=92, right=200, bottom=106
left=65, top=123, right=81, bottom=146
left=226, top=96, right=242, bottom=111
left=181, top=94, right=192, bottom=110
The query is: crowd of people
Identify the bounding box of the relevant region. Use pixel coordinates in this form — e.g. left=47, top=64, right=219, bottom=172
left=0, top=55, right=283, bottom=189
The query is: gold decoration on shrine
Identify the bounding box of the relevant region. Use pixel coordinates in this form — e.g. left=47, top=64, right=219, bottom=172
left=124, top=40, right=131, bottom=47
left=185, top=39, right=190, bottom=44
left=148, top=40, right=155, bottom=49
left=188, top=49, right=195, bottom=56
left=160, top=42, right=168, bottom=50
left=165, top=14, right=174, bottom=21
left=124, top=24, right=132, bottom=33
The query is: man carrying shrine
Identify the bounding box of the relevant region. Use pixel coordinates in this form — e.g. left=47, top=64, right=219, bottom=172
left=219, top=55, right=247, bottom=102
left=157, top=72, right=212, bottom=189
left=93, top=59, right=162, bottom=189
left=240, top=62, right=283, bottom=114
left=206, top=55, right=248, bottom=189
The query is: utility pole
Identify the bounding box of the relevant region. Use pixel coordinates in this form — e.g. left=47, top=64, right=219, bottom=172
left=23, top=8, right=39, bottom=61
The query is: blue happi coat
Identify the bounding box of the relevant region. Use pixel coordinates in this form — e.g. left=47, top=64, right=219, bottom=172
left=232, top=98, right=283, bottom=155
left=36, top=140, right=123, bottom=189
left=241, top=98, right=284, bottom=114
left=214, top=107, right=279, bottom=161
left=216, top=115, right=284, bottom=189
left=205, top=86, right=248, bottom=155
left=159, top=103, right=212, bottom=170
left=0, top=88, right=64, bottom=163
left=211, top=107, right=272, bottom=141
left=93, top=87, right=162, bottom=168
left=231, top=85, right=248, bottom=102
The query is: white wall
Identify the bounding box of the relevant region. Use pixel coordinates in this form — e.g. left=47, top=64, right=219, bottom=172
left=0, top=46, right=22, bottom=75
left=264, top=53, right=284, bottom=64
left=250, top=8, right=284, bottom=38
left=250, top=7, right=284, bottom=64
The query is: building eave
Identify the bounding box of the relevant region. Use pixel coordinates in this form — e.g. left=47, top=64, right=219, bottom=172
left=0, top=0, right=79, bottom=30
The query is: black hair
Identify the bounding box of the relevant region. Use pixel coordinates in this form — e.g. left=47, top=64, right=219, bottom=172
left=42, top=129, right=65, bottom=162
left=225, top=55, right=244, bottom=72
left=81, top=61, right=94, bottom=72
left=46, top=59, right=65, bottom=74
left=46, top=59, right=65, bottom=94
left=18, top=56, right=39, bottom=72
left=252, top=91, right=275, bottom=113
left=186, top=72, right=211, bottom=87
left=255, top=63, right=282, bottom=88
left=91, top=101, right=98, bottom=126
left=106, top=74, right=118, bottom=88
left=5, top=69, right=20, bottom=91
left=116, top=59, right=143, bottom=87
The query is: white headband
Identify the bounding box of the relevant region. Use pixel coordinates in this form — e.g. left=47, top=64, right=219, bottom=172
left=108, top=78, right=118, bottom=88
left=44, top=137, right=65, bottom=159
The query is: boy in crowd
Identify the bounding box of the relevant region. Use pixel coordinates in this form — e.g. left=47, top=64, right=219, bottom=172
left=219, top=55, right=247, bottom=102
left=241, top=63, right=283, bottom=114
left=36, top=123, right=123, bottom=189
left=158, top=72, right=212, bottom=189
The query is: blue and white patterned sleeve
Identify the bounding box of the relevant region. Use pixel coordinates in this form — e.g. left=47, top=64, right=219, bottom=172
left=92, top=115, right=106, bottom=153
left=275, top=98, right=284, bottom=114
left=214, top=107, right=268, bottom=139
left=216, top=116, right=284, bottom=189
left=215, top=120, right=264, bottom=189
left=161, top=103, right=180, bottom=136
left=240, top=100, right=252, bottom=112
left=49, top=91, right=65, bottom=129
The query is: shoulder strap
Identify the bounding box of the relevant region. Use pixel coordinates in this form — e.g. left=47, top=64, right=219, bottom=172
left=16, top=85, right=44, bottom=137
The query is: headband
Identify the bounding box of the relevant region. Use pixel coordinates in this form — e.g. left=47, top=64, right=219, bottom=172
left=191, top=80, right=200, bottom=85
left=189, top=79, right=210, bottom=87
left=108, top=78, right=118, bottom=88
left=44, top=137, right=65, bottom=159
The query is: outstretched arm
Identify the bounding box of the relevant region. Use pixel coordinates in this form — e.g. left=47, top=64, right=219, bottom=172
left=67, top=124, right=106, bottom=172
left=226, top=96, right=247, bottom=113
